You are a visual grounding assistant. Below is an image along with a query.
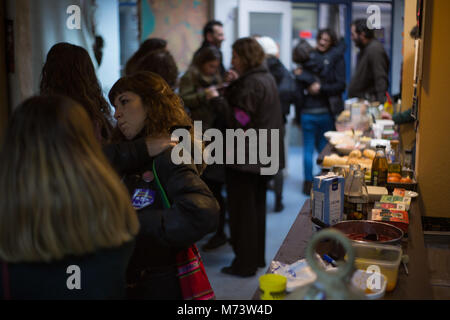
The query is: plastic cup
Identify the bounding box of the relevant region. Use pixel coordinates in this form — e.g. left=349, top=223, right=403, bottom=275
left=259, top=274, right=287, bottom=300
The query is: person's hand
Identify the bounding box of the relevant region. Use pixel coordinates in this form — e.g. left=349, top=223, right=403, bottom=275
left=381, top=111, right=393, bottom=120
left=294, top=67, right=303, bottom=76
left=308, top=82, right=321, bottom=95
left=224, top=69, right=239, bottom=82
left=145, top=135, right=178, bottom=157
left=205, top=86, right=219, bottom=100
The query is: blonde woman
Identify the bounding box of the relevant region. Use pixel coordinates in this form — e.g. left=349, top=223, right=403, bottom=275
left=0, top=95, right=139, bottom=299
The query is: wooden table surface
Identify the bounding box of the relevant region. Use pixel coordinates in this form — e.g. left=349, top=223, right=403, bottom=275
left=253, top=143, right=433, bottom=300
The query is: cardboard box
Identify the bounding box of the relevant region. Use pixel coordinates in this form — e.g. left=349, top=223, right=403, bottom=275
left=374, top=202, right=407, bottom=211
left=380, top=195, right=411, bottom=210
left=312, top=174, right=345, bottom=226
left=370, top=208, right=409, bottom=233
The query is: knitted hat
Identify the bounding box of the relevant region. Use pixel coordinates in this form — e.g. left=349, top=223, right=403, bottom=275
left=255, top=36, right=279, bottom=56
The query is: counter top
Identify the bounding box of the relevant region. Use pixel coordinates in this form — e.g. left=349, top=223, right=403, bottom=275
left=253, top=143, right=433, bottom=300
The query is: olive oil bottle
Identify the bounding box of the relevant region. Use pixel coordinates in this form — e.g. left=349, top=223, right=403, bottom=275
left=371, top=145, right=388, bottom=186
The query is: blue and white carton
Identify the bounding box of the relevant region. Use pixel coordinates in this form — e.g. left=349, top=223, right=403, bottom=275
left=312, top=173, right=345, bottom=226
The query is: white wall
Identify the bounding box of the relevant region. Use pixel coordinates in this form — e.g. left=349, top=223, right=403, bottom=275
left=213, top=0, right=238, bottom=71
left=96, top=0, right=121, bottom=94
left=6, top=0, right=120, bottom=107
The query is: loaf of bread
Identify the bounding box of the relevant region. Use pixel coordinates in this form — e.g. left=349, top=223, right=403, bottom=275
left=363, top=149, right=376, bottom=160
left=349, top=149, right=362, bottom=158
left=346, top=157, right=373, bottom=169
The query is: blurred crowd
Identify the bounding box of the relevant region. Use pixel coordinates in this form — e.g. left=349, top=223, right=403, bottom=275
left=0, top=18, right=391, bottom=300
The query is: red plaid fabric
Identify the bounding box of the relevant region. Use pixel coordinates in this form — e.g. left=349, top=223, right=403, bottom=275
left=176, top=245, right=215, bottom=300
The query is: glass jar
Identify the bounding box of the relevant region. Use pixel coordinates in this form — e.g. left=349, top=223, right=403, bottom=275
left=388, top=140, right=402, bottom=175
left=344, top=165, right=369, bottom=220
left=402, top=150, right=414, bottom=179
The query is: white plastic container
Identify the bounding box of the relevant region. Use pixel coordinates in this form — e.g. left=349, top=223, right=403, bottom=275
left=350, top=242, right=402, bottom=292
left=367, top=186, right=389, bottom=202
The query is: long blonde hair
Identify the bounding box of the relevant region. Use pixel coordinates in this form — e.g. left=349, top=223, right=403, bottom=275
left=0, top=95, right=139, bottom=263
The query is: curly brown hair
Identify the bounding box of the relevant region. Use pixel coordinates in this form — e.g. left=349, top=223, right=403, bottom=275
left=109, top=71, right=192, bottom=139
left=232, top=37, right=265, bottom=73
left=40, top=43, right=113, bottom=144
left=109, top=71, right=205, bottom=173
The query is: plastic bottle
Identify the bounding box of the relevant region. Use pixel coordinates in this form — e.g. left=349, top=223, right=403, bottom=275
left=371, top=145, right=389, bottom=187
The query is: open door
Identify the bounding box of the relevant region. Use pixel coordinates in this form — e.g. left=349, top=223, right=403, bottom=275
left=238, top=0, right=292, bottom=69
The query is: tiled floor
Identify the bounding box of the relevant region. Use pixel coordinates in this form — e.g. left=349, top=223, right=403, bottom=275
left=198, top=143, right=322, bottom=300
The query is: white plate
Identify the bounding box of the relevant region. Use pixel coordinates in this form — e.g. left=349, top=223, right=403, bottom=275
left=405, top=191, right=419, bottom=198
left=324, top=131, right=345, bottom=141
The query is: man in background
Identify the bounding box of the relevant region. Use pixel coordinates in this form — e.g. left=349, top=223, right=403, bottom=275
left=194, top=20, right=226, bottom=76
left=348, top=19, right=390, bottom=103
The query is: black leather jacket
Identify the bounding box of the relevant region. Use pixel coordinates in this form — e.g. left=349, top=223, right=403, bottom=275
left=122, top=147, right=219, bottom=281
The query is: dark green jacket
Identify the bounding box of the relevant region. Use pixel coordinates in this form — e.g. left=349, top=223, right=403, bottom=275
left=179, top=67, right=222, bottom=131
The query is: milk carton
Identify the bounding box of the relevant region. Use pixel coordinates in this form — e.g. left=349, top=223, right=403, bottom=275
left=312, top=173, right=345, bottom=226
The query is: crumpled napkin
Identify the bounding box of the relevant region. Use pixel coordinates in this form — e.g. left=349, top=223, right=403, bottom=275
left=269, top=255, right=336, bottom=292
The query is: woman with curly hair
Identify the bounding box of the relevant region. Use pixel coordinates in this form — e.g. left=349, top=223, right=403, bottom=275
left=39, top=42, right=176, bottom=176
left=40, top=42, right=114, bottom=144
left=109, top=71, right=219, bottom=300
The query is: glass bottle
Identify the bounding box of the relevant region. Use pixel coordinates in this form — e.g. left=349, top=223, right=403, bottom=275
left=388, top=140, right=402, bottom=175
left=344, top=166, right=369, bottom=220
left=402, top=150, right=414, bottom=179
left=371, top=145, right=389, bottom=187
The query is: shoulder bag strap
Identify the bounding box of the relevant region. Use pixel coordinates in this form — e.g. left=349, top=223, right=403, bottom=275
left=152, top=160, right=171, bottom=209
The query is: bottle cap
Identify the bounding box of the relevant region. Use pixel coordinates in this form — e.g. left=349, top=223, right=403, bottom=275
left=259, top=274, right=287, bottom=300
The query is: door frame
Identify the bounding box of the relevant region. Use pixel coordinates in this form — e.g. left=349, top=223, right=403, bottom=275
left=238, top=0, right=293, bottom=69
left=291, top=0, right=396, bottom=96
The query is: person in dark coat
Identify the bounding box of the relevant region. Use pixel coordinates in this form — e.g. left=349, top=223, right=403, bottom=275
left=109, top=71, right=219, bottom=299
left=348, top=19, right=390, bottom=103
left=0, top=96, right=139, bottom=300
left=292, top=37, right=346, bottom=125
left=179, top=46, right=228, bottom=251
left=208, top=37, right=285, bottom=277
left=294, top=29, right=346, bottom=195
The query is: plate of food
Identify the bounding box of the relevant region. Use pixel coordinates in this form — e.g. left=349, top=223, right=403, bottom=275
left=324, top=131, right=346, bottom=142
